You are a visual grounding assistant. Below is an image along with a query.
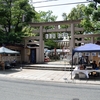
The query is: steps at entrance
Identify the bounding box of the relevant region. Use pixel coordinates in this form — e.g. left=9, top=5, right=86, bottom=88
left=22, top=64, right=75, bottom=71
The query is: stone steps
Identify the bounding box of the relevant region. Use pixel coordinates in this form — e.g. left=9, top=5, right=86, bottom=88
left=22, top=64, right=75, bottom=71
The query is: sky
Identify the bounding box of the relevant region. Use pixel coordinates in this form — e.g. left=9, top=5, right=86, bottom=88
left=31, top=0, right=90, bottom=21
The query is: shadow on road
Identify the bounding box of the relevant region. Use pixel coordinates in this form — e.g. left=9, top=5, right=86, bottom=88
left=0, top=68, right=21, bottom=75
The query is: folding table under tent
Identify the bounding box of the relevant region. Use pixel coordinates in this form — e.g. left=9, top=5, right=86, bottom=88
left=71, top=43, right=100, bottom=79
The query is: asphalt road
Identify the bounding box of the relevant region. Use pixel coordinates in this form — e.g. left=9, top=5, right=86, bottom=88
left=0, top=77, right=100, bottom=100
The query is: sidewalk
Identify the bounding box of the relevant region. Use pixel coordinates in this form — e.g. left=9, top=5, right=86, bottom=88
left=0, top=68, right=100, bottom=85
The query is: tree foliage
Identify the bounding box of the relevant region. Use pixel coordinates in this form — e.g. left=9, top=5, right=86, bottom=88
left=45, top=39, right=57, bottom=49
left=37, top=10, right=58, bottom=49
left=87, top=0, right=100, bottom=9
left=81, top=3, right=100, bottom=33
left=66, top=3, right=100, bottom=34
left=68, top=4, right=86, bottom=20
left=0, top=0, right=37, bottom=44
left=38, top=10, right=57, bottom=22
left=62, top=13, right=67, bottom=21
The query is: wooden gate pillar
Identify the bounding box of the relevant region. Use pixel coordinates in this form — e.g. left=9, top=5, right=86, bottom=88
left=39, top=26, right=44, bottom=63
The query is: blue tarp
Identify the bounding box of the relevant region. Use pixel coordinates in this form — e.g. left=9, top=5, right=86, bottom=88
left=0, top=46, right=19, bottom=54
left=72, top=43, right=100, bottom=56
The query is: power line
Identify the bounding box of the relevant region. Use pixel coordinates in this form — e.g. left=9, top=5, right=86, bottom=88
left=32, top=0, right=58, bottom=4
left=35, top=1, right=92, bottom=8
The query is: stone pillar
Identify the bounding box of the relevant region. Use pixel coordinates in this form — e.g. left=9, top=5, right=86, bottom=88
left=39, top=26, right=44, bottom=63
left=55, top=25, right=58, bottom=29
left=91, top=37, right=94, bottom=43
left=24, top=39, right=28, bottom=62
left=70, top=23, right=75, bottom=54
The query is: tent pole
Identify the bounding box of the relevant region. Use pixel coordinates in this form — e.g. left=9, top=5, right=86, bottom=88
left=2, top=54, right=5, bottom=71
left=71, top=56, right=73, bottom=79
left=20, top=52, right=22, bottom=71
left=71, top=51, right=73, bottom=79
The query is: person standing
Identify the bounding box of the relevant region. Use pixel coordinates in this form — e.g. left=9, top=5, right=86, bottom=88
left=79, top=55, right=86, bottom=64
left=92, top=61, right=97, bottom=69
left=91, top=61, right=99, bottom=76
left=12, top=59, right=16, bottom=67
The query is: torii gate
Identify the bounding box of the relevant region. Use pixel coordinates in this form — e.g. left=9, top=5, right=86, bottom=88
left=27, top=20, right=83, bottom=63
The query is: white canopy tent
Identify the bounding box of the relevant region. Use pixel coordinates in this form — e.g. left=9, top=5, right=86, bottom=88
left=0, top=46, right=19, bottom=54
left=0, top=46, right=19, bottom=70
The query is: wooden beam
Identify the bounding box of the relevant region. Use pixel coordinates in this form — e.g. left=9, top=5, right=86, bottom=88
left=75, top=40, right=91, bottom=43
left=24, top=36, right=40, bottom=39
left=32, top=27, right=83, bottom=33
left=29, top=20, right=81, bottom=27
left=74, top=34, right=100, bottom=38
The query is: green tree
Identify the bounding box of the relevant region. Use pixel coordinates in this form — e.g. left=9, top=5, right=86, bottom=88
left=62, top=13, right=67, bottom=21
left=68, top=4, right=86, bottom=20
left=67, top=2, right=100, bottom=42
left=87, top=0, right=100, bottom=9
left=38, top=10, right=58, bottom=49
left=38, top=10, right=57, bottom=29
left=67, top=4, right=86, bottom=36
left=38, top=10, right=57, bottom=22
left=67, top=3, right=100, bottom=34
left=0, top=0, right=37, bottom=44
left=61, top=13, right=69, bottom=29
left=45, top=39, right=57, bottom=49
left=81, top=2, right=100, bottom=34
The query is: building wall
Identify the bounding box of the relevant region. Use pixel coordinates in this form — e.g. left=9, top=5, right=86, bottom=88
left=23, top=36, right=44, bottom=64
